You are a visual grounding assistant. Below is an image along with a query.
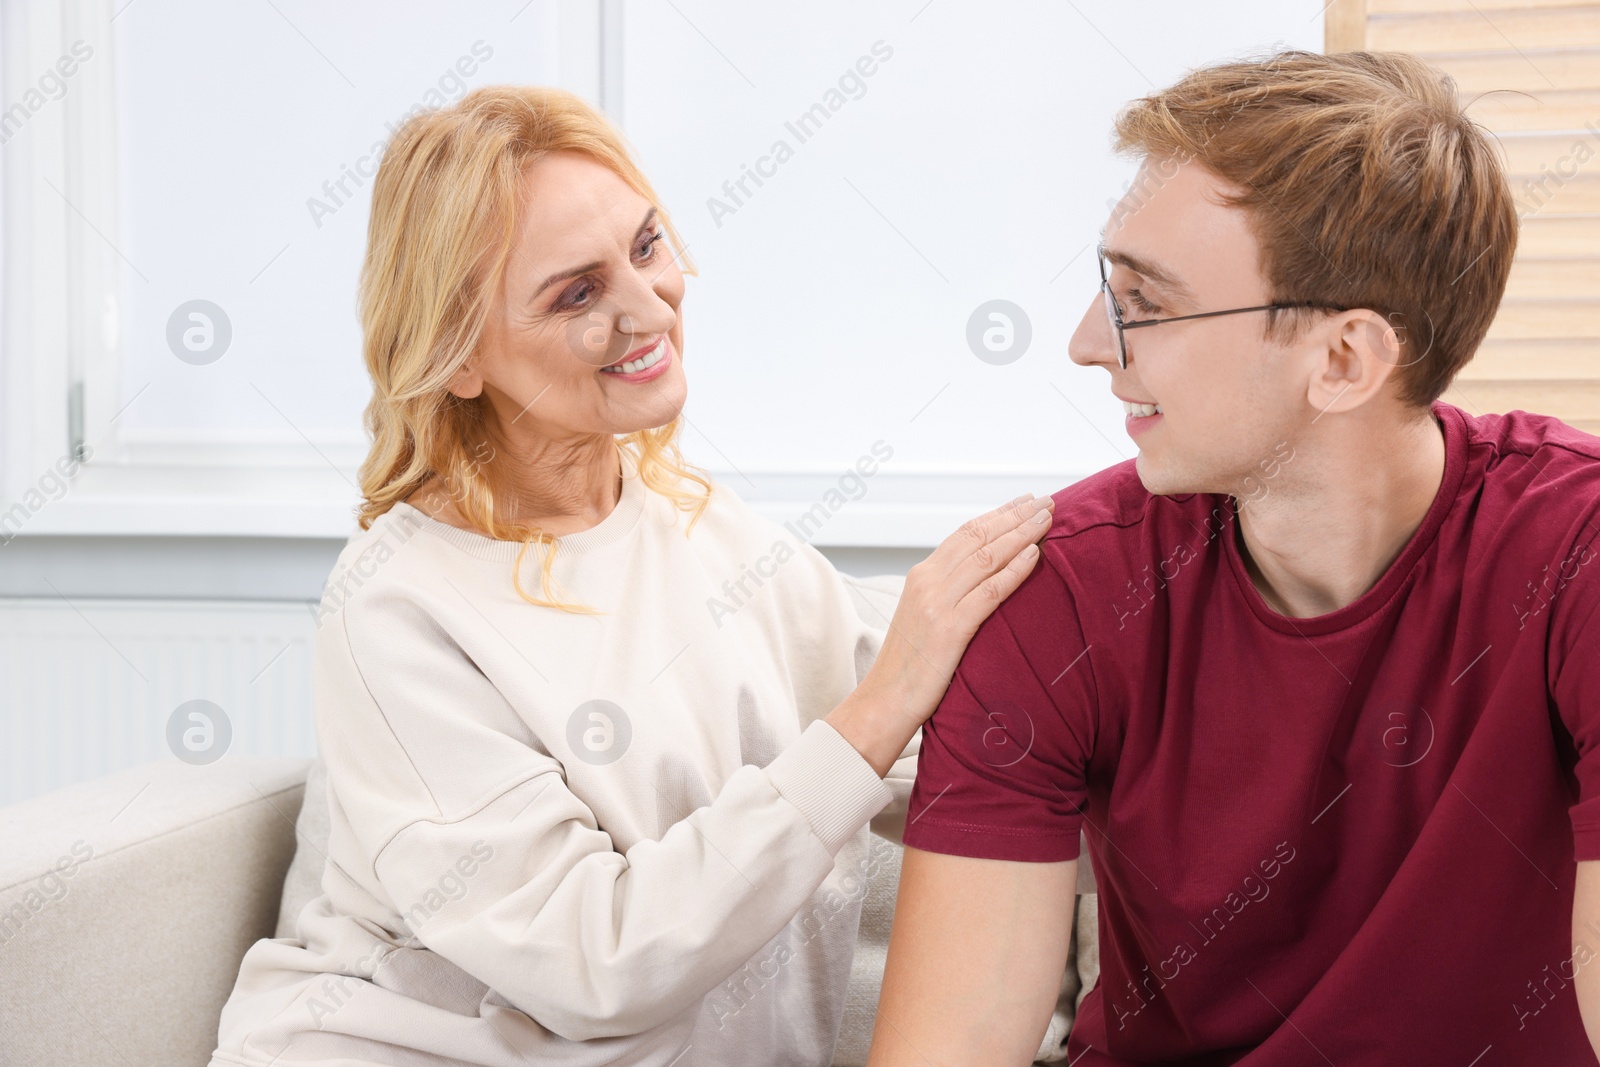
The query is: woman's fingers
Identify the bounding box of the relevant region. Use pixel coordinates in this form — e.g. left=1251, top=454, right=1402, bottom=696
left=865, top=493, right=1055, bottom=724
left=955, top=533, right=1043, bottom=629
left=948, top=495, right=1053, bottom=597
left=923, top=493, right=1049, bottom=580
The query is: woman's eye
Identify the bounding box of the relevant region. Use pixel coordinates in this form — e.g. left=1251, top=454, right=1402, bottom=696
left=635, top=229, right=666, bottom=262
left=558, top=279, right=597, bottom=310
left=555, top=231, right=664, bottom=310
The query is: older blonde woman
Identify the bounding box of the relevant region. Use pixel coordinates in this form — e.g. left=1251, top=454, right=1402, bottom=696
left=207, top=85, right=1053, bottom=1067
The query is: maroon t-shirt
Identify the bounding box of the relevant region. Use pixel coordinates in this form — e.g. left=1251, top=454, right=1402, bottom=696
left=901, top=400, right=1600, bottom=1065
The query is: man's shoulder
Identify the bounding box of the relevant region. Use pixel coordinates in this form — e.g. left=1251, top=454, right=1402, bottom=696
left=1040, top=458, right=1219, bottom=546
left=990, top=459, right=1227, bottom=635
left=1460, top=404, right=1600, bottom=468
left=1454, top=405, right=1600, bottom=533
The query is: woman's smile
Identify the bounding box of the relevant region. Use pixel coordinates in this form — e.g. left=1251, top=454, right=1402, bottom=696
left=599, top=334, right=674, bottom=383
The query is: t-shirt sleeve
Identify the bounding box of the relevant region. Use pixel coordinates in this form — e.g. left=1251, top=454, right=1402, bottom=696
left=900, top=549, right=1098, bottom=863
left=1552, top=546, right=1600, bottom=860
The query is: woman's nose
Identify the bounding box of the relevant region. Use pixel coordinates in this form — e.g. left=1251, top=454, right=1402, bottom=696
left=616, top=305, right=673, bottom=343
left=616, top=286, right=677, bottom=341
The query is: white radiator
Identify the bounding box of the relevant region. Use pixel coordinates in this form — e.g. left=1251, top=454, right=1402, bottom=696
left=0, top=598, right=318, bottom=806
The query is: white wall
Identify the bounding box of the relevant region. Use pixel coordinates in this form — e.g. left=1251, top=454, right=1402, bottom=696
left=623, top=2, right=1316, bottom=489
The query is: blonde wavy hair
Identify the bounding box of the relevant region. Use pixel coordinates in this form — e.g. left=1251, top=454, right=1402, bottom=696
left=355, top=85, right=713, bottom=613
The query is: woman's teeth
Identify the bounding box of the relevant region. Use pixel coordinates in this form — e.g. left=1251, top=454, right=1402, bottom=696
left=603, top=339, right=666, bottom=374
left=1122, top=401, right=1163, bottom=417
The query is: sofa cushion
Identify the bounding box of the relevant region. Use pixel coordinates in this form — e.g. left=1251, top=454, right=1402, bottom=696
left=1, top=756, right=309, bottom=1067
left=274, top=756, right=330, bottom=939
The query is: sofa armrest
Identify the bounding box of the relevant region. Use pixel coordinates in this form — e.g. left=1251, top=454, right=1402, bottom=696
left=0, top=756, right=312, bottom=1067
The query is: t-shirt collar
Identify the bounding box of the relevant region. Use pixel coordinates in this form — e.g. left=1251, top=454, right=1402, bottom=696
left=1223, top=400, right=1468, bottom=636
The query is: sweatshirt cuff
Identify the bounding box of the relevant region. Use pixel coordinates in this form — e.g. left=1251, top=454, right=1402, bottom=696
left=764, top=719, right=895, bottom=854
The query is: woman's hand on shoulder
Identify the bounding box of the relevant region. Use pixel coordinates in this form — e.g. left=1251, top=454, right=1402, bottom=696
left=826, top=493, right=1054, bottom=774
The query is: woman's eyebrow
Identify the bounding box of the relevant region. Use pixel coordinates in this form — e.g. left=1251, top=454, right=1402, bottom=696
left=532, top=206, right=660, bottom=300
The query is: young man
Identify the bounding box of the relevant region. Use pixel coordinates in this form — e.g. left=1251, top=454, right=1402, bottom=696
left=868, top=50, right=1600, bottom=1065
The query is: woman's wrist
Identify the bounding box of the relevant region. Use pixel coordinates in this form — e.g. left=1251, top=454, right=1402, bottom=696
left=825, top=678, right=922, bottom=778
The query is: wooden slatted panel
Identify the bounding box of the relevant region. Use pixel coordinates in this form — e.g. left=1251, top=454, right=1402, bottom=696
left=1327, top=0, right=1600, bottom=432
left=1506, top=174, right=1600, bottom=214
left=1464, top=337, right=1600, bottom=375
left=1368, top=8, right=1600, bottom=52
left=1410, top=50, right=1600, bottom=94
left=1371, top=0, right=1592, bottom=12
left=1447, top=380, right=1600, bottom=432
left=1500, top=258, right=1600, bottom=297
left=1497, top=135, right=1600, bottom=173
left=1465, top=89, right=1600, bottom=131
left=1484, top=299, right=1600, bottom=337
left=1520, top=215, right=1600, bottom=255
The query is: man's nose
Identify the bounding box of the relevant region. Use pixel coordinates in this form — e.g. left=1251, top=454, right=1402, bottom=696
left=1068, top=292, right=1116, bottom=370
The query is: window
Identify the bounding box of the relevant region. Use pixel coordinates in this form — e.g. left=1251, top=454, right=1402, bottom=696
left=3, top=0, right=599, bottom=535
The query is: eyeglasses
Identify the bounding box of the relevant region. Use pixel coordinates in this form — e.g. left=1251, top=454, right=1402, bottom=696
left=1098, top=248, right=1348, bottom=369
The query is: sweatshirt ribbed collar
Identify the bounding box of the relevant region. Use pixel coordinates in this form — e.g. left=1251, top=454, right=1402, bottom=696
left=389, top=449, right=647, bottom=562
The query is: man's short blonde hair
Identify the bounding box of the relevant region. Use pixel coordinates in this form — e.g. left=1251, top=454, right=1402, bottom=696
left=1114, top=50, right=1517, bottom=408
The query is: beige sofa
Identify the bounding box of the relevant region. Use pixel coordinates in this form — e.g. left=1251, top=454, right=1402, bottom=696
left=0, top=573, right=1100, bottom=1065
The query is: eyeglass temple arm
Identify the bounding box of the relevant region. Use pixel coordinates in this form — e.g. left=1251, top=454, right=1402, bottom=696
left=1119, top=301, right=1347, bottom=330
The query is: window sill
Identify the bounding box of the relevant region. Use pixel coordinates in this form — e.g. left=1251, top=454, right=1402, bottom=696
left=5, top=464, right=1089, bottom=546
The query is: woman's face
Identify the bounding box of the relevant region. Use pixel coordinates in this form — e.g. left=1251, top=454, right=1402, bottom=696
left=449, top=149, right=688, bottom=441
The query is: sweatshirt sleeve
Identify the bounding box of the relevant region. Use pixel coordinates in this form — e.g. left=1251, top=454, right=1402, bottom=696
left=781, top=556, right=921, bottom=846
left=840, top=573, right=921, bottom=847
left=317, top=590, right=895, bottom=1043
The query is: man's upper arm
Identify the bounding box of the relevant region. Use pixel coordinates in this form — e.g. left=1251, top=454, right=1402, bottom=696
left=870, top=550, right=1097, bottom=1063
left=1561, top=578, right=1600, bottom=1053
left=1554, top=577, right=1600, bottom=858
left=1575, top=862, right=1600, bottom=1055
left=898, top=549, right=1098, bottom=864
left=869, top=846, right=1078, bottom=1066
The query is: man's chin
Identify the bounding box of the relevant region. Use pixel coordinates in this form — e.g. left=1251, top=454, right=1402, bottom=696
left=1133, top=453, right=1171, bottom=495
left=1133, top=453, right=1199, bottom=497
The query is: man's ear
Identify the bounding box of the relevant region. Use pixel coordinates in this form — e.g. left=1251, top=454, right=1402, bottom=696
left=1305, top=308, right=1405, bottom=416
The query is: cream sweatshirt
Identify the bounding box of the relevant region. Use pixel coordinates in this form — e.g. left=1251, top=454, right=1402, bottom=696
left=207, top=446, right=919, bottom=1067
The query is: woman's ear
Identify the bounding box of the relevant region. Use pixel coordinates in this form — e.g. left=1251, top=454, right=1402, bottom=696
left=447, top=357, right=484, bottom=399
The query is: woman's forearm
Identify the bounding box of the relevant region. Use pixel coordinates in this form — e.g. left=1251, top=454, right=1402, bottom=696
left=826, top=678, right=923, bottom=778
left=825, top=494, right=1053, bottom=780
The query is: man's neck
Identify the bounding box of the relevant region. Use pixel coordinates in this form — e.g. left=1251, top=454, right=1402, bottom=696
left=1233, top=409, right=1446, bottom=619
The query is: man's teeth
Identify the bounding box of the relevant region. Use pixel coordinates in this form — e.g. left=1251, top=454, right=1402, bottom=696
left=603, top=339, right=666, bottom=374
left=1122, top=401, right=1163, bottom=417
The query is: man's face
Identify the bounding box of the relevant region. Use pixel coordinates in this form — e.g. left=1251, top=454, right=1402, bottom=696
left=1068, top=156, right=1312, bottom=498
